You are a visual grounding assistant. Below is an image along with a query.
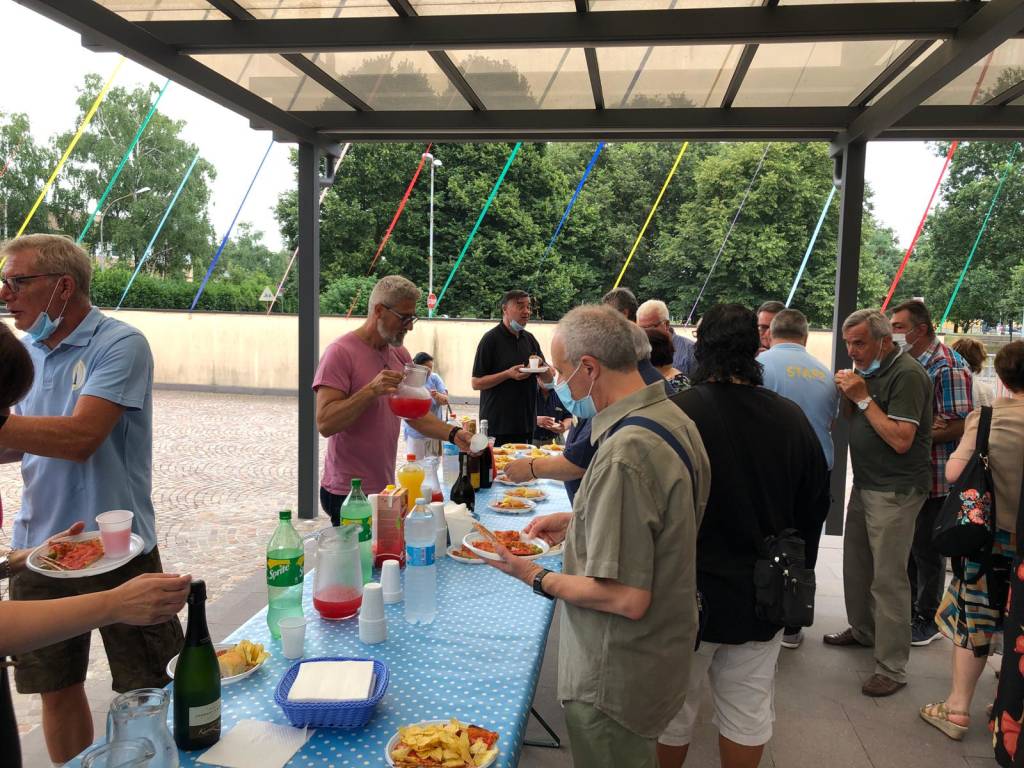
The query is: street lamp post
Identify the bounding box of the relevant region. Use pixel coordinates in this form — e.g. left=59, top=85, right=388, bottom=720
left=98, top=186, right=151, bottom=266
left=423, top=152, right=442, bottom=315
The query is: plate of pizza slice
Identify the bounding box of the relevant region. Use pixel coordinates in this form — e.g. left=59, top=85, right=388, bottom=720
left=27, top=531, right=144, bottom=579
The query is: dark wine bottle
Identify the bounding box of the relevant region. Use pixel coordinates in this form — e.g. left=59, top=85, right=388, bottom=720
left=449, top=452, right=475, bottom=512
left=174, top=579, right=221, bottom=751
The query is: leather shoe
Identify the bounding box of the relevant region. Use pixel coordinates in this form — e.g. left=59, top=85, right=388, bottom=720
left=823, top=627, right=868, bottom=647
left=862, top=674, right=906, bottom=697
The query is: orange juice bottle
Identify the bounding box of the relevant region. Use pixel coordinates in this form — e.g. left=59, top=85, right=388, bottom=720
left=397, top=454, right=425, bottom=506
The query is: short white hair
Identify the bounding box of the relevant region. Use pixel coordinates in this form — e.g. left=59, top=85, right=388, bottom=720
left=637, top=299, right=670, bottom=323
left=843, top=308, right=891, bottom=339
left=558, top=305, right=638, bottom=372
left=368, top=275, right=420, bottom=314
left=2, top=234, right=92, bottom=298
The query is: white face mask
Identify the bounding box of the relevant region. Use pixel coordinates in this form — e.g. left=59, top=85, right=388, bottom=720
left=892, top=333, right=909, bottom=351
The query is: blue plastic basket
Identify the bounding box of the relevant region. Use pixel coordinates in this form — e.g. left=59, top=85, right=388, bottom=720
left=274, top=656, right=390, bottom=728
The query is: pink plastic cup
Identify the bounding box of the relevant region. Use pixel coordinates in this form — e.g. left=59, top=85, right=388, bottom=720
left=96, top=510, right=134, bottom=557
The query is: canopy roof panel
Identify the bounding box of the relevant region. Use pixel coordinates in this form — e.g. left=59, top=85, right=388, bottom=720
left=18, top=0, right=1024, bottom=152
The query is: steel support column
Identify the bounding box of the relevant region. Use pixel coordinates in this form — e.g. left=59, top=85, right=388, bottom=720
left=827, top=141, right=866, bottom=535
left=297, top=143, right=320, bottom=519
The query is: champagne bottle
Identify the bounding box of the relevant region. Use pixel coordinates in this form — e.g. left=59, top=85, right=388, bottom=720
left=449, top=452, right=475, bottom=512
left=174, top=580, right=221, bottom=751
left=478, top=419, right=493, bottom=490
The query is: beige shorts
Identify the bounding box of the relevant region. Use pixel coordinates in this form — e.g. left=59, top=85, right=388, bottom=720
left=660, top=631, right=783, bottom=748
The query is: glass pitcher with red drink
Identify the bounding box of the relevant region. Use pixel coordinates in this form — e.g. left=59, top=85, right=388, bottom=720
left=388, top=363, right=433, bottom=419
left=312, top=525, right=363, bottom=620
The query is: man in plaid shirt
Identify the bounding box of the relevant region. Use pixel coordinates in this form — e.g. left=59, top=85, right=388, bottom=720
left=890, top=300, right=973, bottom=646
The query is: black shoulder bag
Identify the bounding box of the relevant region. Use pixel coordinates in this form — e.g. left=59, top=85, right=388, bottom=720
left=932, top=406, right=996, bottom=568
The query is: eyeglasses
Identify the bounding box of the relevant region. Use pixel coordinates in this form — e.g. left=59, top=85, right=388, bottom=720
left=383, top=305, right=418, bottom=326
left=0, top=272, right=63, bottom=295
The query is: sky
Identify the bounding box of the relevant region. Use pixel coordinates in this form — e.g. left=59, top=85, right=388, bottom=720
left=0, top=2, right=950, bottom=256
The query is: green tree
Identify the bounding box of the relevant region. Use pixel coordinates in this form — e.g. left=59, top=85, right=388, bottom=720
left=0, top=111, right=55, bottom=239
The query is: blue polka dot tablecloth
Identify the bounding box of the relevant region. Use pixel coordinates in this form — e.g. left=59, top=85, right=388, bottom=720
left=74, top=480, right=570, bottom=768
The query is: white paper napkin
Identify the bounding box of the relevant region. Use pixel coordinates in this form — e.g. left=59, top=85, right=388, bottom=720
left=197, top=719, right=312, bottom=768
left=287, top=660, right=375, bottom=701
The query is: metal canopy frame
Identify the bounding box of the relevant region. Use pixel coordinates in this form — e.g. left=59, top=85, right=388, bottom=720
left=15, top=0, right=1024, bottom=526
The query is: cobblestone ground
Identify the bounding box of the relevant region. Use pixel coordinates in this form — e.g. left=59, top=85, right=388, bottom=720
left=0, top=390, right=476, bottom=746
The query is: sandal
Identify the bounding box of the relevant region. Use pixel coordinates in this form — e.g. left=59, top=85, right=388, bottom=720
left=920, top=701, right=970, bottom=740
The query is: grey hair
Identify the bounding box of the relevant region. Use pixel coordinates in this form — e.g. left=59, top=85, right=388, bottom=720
left=842, top=308, right=892, bottom=339
left=2, top=234, right=92, bottom=298
left=368, top=275, right=420, bottom=314
left=558, top=305, right=639, bottom=372
left=770, top=308, right=809, bottom=341
left=637, top=299, right=670, bottom=323
left=631, top=323, right=652, bottom=361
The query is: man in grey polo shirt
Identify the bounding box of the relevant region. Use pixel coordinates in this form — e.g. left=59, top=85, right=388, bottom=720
left=483, top=304, right=710, bottom=768
left=0, top=234, right=181, bottom=763
left=824, top=309, right=931, bottom=698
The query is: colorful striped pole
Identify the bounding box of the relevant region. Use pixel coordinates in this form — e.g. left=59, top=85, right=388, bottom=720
left=16, top=58, right=124, bottom=238
left=612, top=141, right=689, bottom=290
left=79, top=80, right=170, bottom=244
left=543, top=142, right=605, bottom=258
left=786, top=184, right=837, bottom=307
left=117, top=150, right=201, bottom=309
left=432, top=142, right=522, bottom=315
left=939, top=142, right=1020, bottom=329
left=190, top=139, right=275, bottom=311
left=365, top=143, right=433, bottom=277
left=684, top=143, right=771, bottom=325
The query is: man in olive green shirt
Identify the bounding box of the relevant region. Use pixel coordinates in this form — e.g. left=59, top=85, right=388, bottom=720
left=825, top=309, right=932, bottom=698
left=484, top=306, right=709, bottom=768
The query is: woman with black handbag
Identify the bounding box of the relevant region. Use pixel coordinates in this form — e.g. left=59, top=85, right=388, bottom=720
left=919, top=342, right=1024, bottom=750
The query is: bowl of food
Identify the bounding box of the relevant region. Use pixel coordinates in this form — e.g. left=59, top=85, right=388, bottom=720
left=462, top=527, right=549, bottom=562
left=167, top=639, right=269, bottom=684
left=387, top=718, right=499, bottom=768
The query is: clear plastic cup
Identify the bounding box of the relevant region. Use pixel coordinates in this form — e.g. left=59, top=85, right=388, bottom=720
left=95, top=510, right=134, bottom=557
left=278, top=616, right=306, bottom=659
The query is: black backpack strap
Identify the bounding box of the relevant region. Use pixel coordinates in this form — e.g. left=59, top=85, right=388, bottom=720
left=977, top=405, right=993, bottom=458
left=608, top=415, right=697, bottom=509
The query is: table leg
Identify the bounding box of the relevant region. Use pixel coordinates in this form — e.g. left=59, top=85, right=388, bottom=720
left=523, top=706, right=561, bottom=749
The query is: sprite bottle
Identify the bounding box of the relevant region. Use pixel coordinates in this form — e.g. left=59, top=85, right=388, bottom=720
left=266, top=509, right=304, bottom=638
left=340, top=479, right=373, bottom=584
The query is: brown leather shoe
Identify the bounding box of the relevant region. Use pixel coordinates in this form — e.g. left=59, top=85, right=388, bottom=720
left=862, top=674, right=906, bottom=697
left=823, top=627, right=868, bottom=647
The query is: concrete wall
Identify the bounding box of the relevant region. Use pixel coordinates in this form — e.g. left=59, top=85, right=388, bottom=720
left=2, top=310, right=838, bottom=398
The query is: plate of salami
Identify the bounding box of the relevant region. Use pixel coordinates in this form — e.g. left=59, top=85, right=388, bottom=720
left=27, top=531, right=144, bottom=579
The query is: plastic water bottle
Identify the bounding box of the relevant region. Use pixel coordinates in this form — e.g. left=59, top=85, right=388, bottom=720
left=266, top=509, right=305, bottom=639
left=404, top=498, right=437, bottom=625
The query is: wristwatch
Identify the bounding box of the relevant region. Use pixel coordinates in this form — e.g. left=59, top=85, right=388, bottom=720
left=447, top=425, right=461, bottom=444
left=0, top=554, right=11, bottom=581
left=857, top=396, right=872, bottom=411
left=532, top=568, right=553, bottom=599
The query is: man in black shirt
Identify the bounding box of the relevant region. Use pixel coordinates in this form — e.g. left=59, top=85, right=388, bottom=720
left=471, top=290, right=552, bottom=446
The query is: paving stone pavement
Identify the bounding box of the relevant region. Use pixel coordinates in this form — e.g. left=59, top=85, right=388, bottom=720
left=1, top=390, right=1007, bottom=767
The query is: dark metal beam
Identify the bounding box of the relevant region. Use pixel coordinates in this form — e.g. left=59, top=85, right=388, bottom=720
left=14, top=0, right=328, bottom=146
left=386, top=0, right=484, bottom=111
left=849, top=39, right=933, bottom=108
left=130, top=3, right=984, bottom=54
left=721, top=0, right=779, bottom=110
left=576, top=0, right=604, bottom=111
left=288, top=105, right=1024, bottom=141
left=832, top=0, right=1024, bottom=153
left=296, top=143, right=320, bottom=520
left=985, top=77, right=1024, bottom=105
left=826, top=141, right=867, bottom=536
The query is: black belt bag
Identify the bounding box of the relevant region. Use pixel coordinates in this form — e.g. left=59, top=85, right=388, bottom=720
left=753, top=528, right=816, bottom=627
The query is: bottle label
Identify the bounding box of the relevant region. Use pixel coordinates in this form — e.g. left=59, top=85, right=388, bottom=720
left=267, top=554, right=304, bottom=587
left=406, top=544, right=435, bottom=567
left=341, top=516, right=372, bottom=543
left=188, top=699, right=221, bottom=741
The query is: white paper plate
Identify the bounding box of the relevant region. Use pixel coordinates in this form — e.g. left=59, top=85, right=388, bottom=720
left=487, top=497, right=537, bottom=515
left=518, top=366, right=549, bottom=374
left=502, top=487, right=548, bottom=502
left=385, top=721, right=499, bottom=768
left=166, top=643, right=267, bottom=685
left=494, top=475, right=536, bottom=487
left=498, top=443, right=533, bottom=452
left=447, top=544, right=486, bottom=564
left=461, top=532, right=550, bottom=562
left=27, top=531, right=144, bottom=579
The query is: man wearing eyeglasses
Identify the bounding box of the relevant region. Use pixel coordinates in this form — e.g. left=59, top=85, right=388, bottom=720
left=471, top=290, right=554, bottom=448
left=0, top=234, right=183, bottom=764
left=314, top=275, right=473, bottom=525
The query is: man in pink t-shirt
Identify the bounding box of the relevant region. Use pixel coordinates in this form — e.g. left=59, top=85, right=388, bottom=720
left=314, top=275, right=473, bottom=524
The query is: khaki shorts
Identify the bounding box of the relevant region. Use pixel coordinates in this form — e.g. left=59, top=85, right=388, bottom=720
left=10, top=546, right=183, bottom=695
left=660, top=631, right=783, bottom=748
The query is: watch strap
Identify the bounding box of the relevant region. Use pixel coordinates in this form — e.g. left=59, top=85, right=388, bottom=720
left=447, top=425, right=460, bottom=444
left=0, top=556, right=11, bottom=581
left=532, top=568, right=553, bottom=599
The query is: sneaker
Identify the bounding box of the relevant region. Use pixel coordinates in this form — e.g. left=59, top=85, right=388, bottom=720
left=911, top=617, right=942, bottom=647
left=782, top=630, right=804, bottom=649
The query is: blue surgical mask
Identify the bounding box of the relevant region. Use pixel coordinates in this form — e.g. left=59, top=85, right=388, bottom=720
left=554, top=363, right=597, bottom=420
left=510, top=319, right=525, bottom=333
left=27, top=281, right=69, bottom=343
left=854, top=358, right=881, bottom=377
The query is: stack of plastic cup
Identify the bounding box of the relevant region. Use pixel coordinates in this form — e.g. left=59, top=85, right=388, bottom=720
left=381, top=559, right=402, bottom=604
left=430, top=502, right=447, bottom=558
left=358, top=583, right=387, bottom=645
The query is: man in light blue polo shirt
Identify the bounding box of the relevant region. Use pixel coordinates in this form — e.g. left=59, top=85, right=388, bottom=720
left=0, top=234, right=182, bottom=764
left=759, top=307, right=838, bottom=650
